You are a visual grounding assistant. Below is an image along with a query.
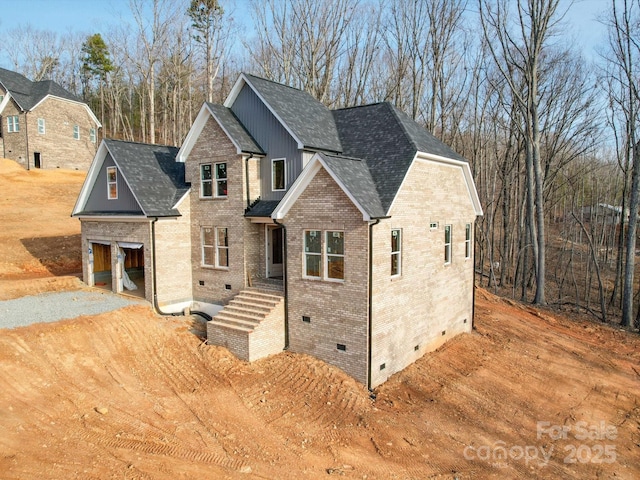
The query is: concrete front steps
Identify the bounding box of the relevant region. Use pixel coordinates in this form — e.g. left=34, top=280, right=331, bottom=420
left=206, top=289, right=285, bottom=362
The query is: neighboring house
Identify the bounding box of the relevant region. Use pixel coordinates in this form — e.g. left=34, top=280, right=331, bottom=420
left=73, top=73, right=483, bottom=389
left=0, top=67, right=101, bottom=170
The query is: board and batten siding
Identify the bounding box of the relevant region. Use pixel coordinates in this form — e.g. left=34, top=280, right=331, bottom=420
left=84, top=154, right=142, bottom=213
left=230, top=84, right=301, bottom=201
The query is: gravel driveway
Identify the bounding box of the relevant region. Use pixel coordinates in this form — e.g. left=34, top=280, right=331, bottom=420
left=0, top=290, right=145, bottom=329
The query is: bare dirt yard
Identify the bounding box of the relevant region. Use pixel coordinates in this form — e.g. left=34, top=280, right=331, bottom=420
left=0, top=158, right=639, bottom=479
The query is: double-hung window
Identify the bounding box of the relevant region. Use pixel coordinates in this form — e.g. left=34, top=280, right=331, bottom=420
left=73, top=125, right=80, bottom=140
left=444, top=225, right=452, bottom=264
left=107, top=166, right=118, bottom=199
left=90, top=128, right=97, bottom=143
left=272, top=158, right=286, bottom=191
left=202, top=227, right=229, bottom=268
left=37, top=118, right=45, bottom=134
left=391, top=229, right=401, bottom=276
left=216, top=227, right=229, bottom=268
left=202, top=227, right=215, bottom=266
left=303, top=230, right=345, bottom=281
left=214, top=162, right=227, bottom=197
left=200, top=164, right=213, bottom=198
left=7, top=115, right=19, bottom=132
left=465, top=223, right=472, bottom=259
left=304, top=230, right=322, bottom=278
left=326, top=231, right=344, bottom=280
left=201, top=162, right=227, bottom=198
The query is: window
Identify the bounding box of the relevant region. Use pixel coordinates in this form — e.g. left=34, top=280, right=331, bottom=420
left=216, top=227, right=229, bottom=267
left=7, top=115, right=19, bottom=132
left=391, top=229, right=401, bottom=276
left=0, top=95, right=4, bottom=103
left=304, top=230, right=321, bottom=278
left=272, top=158, right=286, bottom=191
left=465, top=223, right=472, bottom=259
left=200, top=164, right=212, bottom=197
left=73, top=125, right=80, bottom=140
left=202, top=227, right=215, bottom=266
left=214, top=162, right=227, bottom=197
left=444, top=225, right=452, bottom=264
left=90, top=128, right=96, bottom=143
left=201, top=162, right=227, bottom=198
left=326, top=231, right=344, bottom=280
left=430, top=222, right=438, bottom=230
left=107, top=166, right=117, bottom=199
left=37, top=118, right=45, bottom=134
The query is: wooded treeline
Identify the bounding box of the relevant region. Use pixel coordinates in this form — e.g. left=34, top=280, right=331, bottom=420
left=2, top=0, right=639, bottom=327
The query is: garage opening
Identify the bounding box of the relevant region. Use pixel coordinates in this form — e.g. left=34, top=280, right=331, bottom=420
left=90, top=242, right=112, bottom=291
left=118, top=242, right=145, bottom=299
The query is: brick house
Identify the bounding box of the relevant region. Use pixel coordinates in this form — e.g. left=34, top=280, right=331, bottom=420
left=0, top=67, right=101, bottom=170
left=73, top=73, right=482, bottom=388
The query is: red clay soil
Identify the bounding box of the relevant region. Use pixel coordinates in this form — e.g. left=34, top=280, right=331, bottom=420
left=0, top=159, right=639, bottom=479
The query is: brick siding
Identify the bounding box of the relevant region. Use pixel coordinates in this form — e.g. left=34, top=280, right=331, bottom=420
left=369, top=158, right=477, bottom=387
left=2, top=94, right=99, bottom=170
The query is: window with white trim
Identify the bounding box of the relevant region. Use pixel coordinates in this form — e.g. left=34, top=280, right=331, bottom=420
left=200, top=164, right=212, bottom=197
left=107, top=166, right=117, bottom=199
left=90, top=128, right=96, bottom=143
left=214, top=162, right=227, bottom=197
left=272, top=158, right=286, bottom=191
left=7, top=115, right=19, bottom=132
left=37, top=118, right=45, bottom=134
left=73, top=125, right=80, bottom=140
left=465, top=223, right=472, bottom=259
left=304, top=230, right=321, bottom=278
left=444, top=224, right=452, bottom=264
left=391, top=229, right=401, bottom=276
left=216, top=227, right=229, bottom=267
left=202, top=227, right=215, bottom=266
left=326, top=231, right=344, bottom=280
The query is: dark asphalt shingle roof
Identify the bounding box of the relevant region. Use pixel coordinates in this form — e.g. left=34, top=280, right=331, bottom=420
left=245, top=200, right=280, bottom=217
left=207, top=103, right=264, bottom=155
left=332, top=102, right=467, bottom=214
left=244, top=74, right=342, bottom=153
left=318, top=153, right=386, bottom=219
left=0, top=67, right=81, bottom=111
left=104, top=139, right=188, bottom=217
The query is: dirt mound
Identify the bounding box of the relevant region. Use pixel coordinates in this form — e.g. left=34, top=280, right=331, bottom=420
left=0, top=159, right=84, bottom=284
left=1, top=157, right=639, bottom=479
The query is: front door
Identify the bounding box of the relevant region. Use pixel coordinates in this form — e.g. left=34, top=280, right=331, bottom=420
left=266, top=226, right=283, bottom=278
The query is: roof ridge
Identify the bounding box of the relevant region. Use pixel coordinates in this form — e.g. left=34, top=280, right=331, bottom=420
left=331, top=102, right=386, bottom=112
left=105, top=138, right=178, bottom=149
left=243, top=72, right=305, bottom=93
left=384, top=102, right=420, bottom=153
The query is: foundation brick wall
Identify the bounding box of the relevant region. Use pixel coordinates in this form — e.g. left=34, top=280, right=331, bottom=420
left=2, top=95, right=99, bottom=171
left=369, top=159, right=477, bottom=387
left=284, top=168, right=370, bottom=384
left=185, top=116, right=260, bottom=305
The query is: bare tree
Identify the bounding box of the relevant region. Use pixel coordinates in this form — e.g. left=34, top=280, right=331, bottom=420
left=479, top=0, right=567, bottom=305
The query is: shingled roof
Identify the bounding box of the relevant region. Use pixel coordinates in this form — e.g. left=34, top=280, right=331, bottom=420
left=228, top=73, right=342, bottom=153
left=73, top=140, right=188, bottom=218
left=332, top=102, right=467, bottom=214
left=0, top=67, right=82, bottom=111
left=206, top=102, right=264, bottom=155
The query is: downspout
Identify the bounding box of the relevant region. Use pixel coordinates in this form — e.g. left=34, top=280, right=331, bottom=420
left=472, top=219, right=477, bottom=330
left=367, top=218, right=380, bottom=392
left=245, top=153, right=254, bottom=209
left=24, top=110, right=29, bottom=170
left=273, top=218, right=288, bottom=349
